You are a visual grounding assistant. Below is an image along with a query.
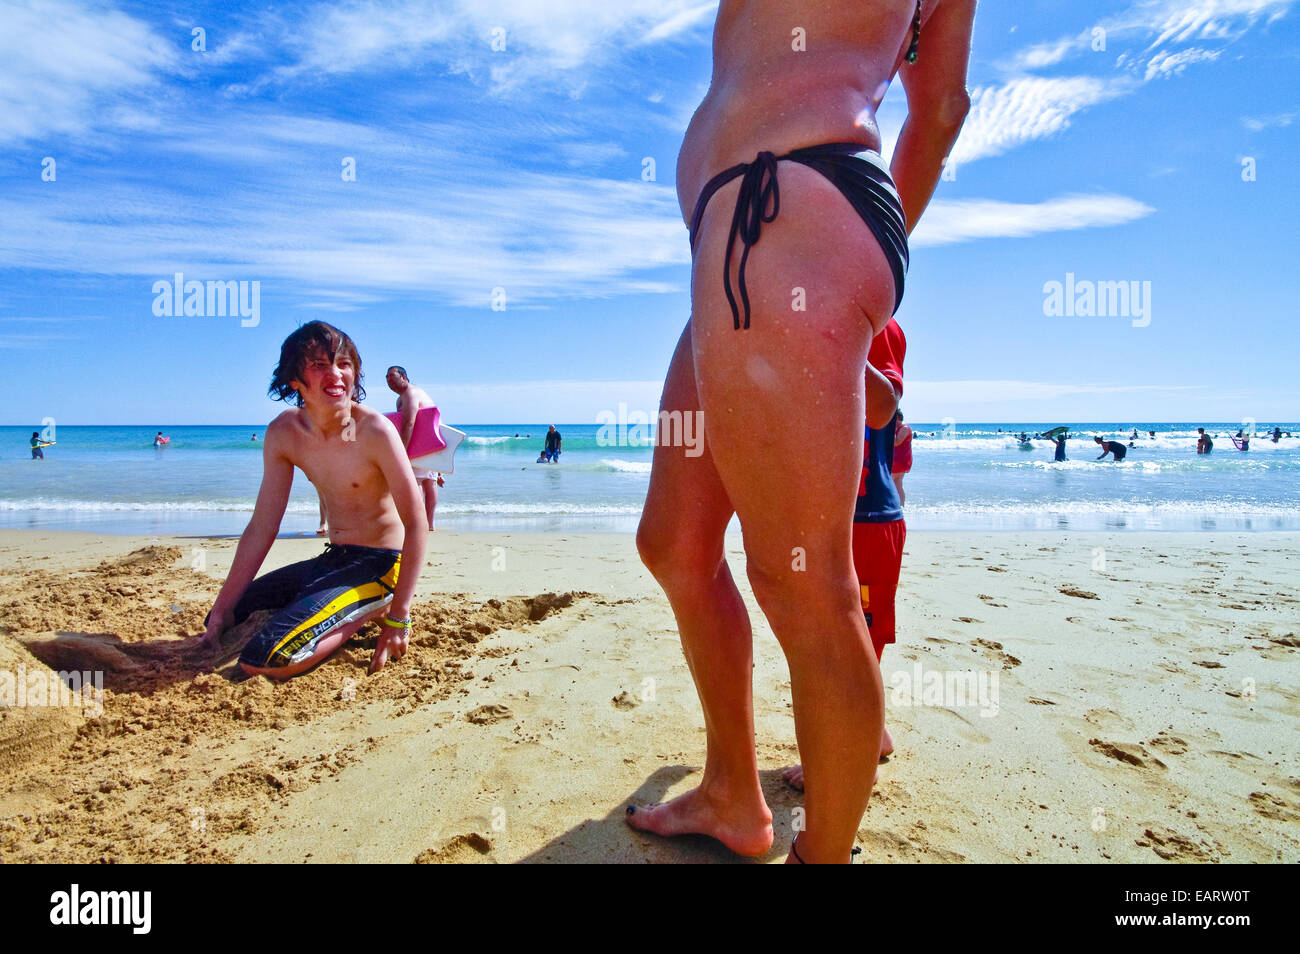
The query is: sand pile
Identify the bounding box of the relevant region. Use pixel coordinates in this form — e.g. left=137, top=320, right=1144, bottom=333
left=0, top=637, right=86, bottom=775
left=0, top=544, right=588, bottom=862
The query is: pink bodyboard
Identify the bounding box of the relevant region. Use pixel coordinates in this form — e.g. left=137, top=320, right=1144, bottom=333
left=385, top=406, right=447, bottom=457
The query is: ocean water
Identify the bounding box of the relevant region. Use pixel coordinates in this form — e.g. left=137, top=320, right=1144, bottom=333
left=1, top=422, right=1297, bottom=535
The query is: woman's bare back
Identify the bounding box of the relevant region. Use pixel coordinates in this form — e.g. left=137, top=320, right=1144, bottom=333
left=677, top=0, right=931, bottom=219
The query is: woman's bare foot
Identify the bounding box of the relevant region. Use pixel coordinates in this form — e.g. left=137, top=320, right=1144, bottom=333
left=781, top=764, right=880, bottom=792
left=783, top=722, right=893, bottom=790
left=626, top=786, right=773, bottom=857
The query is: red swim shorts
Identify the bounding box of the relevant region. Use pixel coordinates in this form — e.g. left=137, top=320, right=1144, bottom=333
left=851, top=519, right=907, bottom=659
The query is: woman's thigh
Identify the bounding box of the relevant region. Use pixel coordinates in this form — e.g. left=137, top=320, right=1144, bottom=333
left=639, top=322, right=735, bottom=563
left=688, top=163, right=896, bottom=581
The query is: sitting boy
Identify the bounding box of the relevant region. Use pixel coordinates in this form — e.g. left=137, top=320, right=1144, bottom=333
left=201, top=321, right=427, bottom=678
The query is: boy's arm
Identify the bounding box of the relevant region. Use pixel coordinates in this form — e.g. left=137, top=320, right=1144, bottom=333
left=865, top=362, right=901, bottom=430
left=202, top=421, right=295, bottom=640
left=368, top=418, right=427, bottom=673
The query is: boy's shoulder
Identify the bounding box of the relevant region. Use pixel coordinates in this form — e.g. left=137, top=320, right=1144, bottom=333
left=264, top=409, right=304, bottom=437
left=351, top=403, right=391, bottom=427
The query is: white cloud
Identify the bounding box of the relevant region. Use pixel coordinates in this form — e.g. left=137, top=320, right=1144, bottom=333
left=0, top=0, right=177, bottom=145
left=1143, top=46, right=1221, bottom=79
left=999, top=0, right=1292, bottom=77
left=1140, top=0, right=1292, bottom=49
left=277, top=0, right=717, bottom=89
left=949, top=76, right=1132, bottom=164
left=1241, top=110, right=1296, bottom=130
left=0, top=114, right=688, bottom=306
left=912, top=194, right=1156, bottom=248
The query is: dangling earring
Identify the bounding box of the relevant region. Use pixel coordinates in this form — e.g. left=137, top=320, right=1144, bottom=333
left=905, top=1, right=922, bottom=64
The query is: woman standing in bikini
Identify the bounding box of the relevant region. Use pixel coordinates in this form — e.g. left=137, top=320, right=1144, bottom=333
left=630, top=0, right=976, bottom=863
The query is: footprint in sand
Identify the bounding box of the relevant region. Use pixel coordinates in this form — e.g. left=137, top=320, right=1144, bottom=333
left=1135, top=825, right=1219, bottom=861
left=466, top=704, right=513, bottom=725
left=1089, top=739, right=1165, bottom=769
left=977, top=594, right=1008, bottom=607
left=611, top=691, right=640, bottom=711
left=1059, top=586, right=1100, bottom=600
left=1147, top=731, right=1188, bottom=756
left=1083, top=708, right=1134, bottom=733
left=414, top=832, right=492, bottom=863
left=1248, top=791, right=1300, bottom=822
left=973, top=638, right=1021, bottom=669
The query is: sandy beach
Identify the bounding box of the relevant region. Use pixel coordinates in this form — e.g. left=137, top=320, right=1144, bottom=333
left=0, top=528, right=1295, bottom=864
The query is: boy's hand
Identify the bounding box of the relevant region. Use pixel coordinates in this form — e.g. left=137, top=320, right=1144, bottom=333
left=202, top=607, right=231, bottom=644
left=369, top=622, right=409, bottom=674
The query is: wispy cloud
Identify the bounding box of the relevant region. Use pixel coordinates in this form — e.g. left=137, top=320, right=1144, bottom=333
left=1002, top=0, right=1293, bottom=74
left=949, top=76, right=1132, bottom=164
left=1143, top=46, right=1221, bottom=80
left=912, top=194, right=1156, bottom=248
left=0, top=112, right=687, bottom=306
left=1241, top=110, right=1297, bottom=130
left=973, top=0, right=1294, bottom=166
left=272, top=0, right=718, bottom=91
left=0, top=0, right=177, bottom=145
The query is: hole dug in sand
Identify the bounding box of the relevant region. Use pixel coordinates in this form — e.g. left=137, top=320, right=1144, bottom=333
left=0, top=544, right=586, bottom=862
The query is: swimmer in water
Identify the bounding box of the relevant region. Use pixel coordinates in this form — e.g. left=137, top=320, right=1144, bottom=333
left=1095, top=436, right=1127, bottom=461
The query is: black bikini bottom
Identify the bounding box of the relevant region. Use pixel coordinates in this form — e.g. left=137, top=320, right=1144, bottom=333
left=688, top=142, right=909, bottom=330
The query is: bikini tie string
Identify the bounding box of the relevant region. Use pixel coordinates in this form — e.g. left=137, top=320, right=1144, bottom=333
left=724, top=150, right=781, bottom=330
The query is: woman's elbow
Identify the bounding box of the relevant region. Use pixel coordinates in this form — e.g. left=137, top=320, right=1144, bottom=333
left=916, top=89, right=971, bottom=135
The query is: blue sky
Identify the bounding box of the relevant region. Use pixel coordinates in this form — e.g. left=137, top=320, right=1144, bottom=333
left=1, top=0, right=1297, bottom=425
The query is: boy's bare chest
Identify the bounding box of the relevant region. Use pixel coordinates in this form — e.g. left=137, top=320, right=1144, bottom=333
left=294, top=442, right=383, bottom=496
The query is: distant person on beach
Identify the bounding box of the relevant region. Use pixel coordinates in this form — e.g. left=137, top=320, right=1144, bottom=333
left=631, top=1, right=976, bottom=864
left=1197, top=428, right=1213, bottom=454
left=30, top=432, right=46, bottom=459
left=1131, top=428, right=1139, bottom=440
left=200, top=322, right=426, bottom=678
left=1095, top=436, right=1127, bottom=461
left=541, top=425, right=562, bottom=462
left=1273, top=426, right=1282, bottom=443
left=1233, top=429, right=1250, bottom=452
left=1052, top=433, right=1068, bottom=462
left=252, top=433, right=259, bottom=441
left=892, top=408, right=913, bottom=505
left=387, top=366, right=444, bottom=531
left=153, top=431, right=166, bottom=447
left=1148, top=430, right=1156, bottom=440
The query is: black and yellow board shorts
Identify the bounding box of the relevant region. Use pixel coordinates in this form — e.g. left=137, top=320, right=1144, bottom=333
left=230, top=543, right=399, bottom=671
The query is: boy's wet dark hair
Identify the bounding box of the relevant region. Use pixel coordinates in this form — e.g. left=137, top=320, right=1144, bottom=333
left=269, top=321, right=366, bottom=406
